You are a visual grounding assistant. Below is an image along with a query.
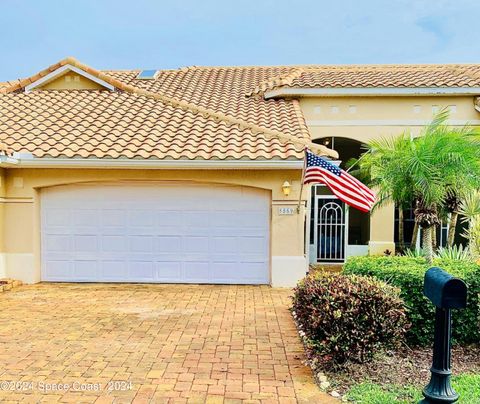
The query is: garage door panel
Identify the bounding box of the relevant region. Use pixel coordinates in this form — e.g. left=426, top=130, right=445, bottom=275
left=101, top=235, right=128, bottom=252
left=184, top=262, right=210, bottom=282
left=129, top=261, right=156, bottom=280
left=73, top=261, right=98, bottom=279
left=184, top=211, right=210, bottom=227
left=232, top=228, right=267, bottom=237
left=239, top=237, right=268, bottom=254
left=74, top=235, right=98, bottom=252
left=102, top=210, right=127, bottom=227
left=155, top=262, right=183, bottom=281
left=129, top=236, right=154, bottom=252
left=73, top=209, right=98, bottom=225
left=100, top=261, right=128, bottom=280
left=155, top=236, right=182, bottom=252
left=45, top=234, right=71, bottom=252
left=212, top=262, right=238, bottom=281
left=46, top=209, right=71, bottom=226
left=156, top=227, right=186, bottom=236
left=41, top=183, right=270, bottom=284
left=44, top=260, right=73, bottom=280
left=183, top=227, right=209, bottom=237
left=212, top=237, right=237, bottom=253
left=156, top=211, right=182, bottom=226
left=128, top=210, right=154, bottom=226
left=184, top=237, right=209, bottom=253
left=210, top=211, right=237, bottom=227
left=211, top=254, right=238, bottom=263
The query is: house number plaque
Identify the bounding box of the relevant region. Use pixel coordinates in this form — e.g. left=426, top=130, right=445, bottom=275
left=278, top=207, right=295, bottom=215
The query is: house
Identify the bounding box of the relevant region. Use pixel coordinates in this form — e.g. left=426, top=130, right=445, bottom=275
left=0, top=58, right=479, bottom=286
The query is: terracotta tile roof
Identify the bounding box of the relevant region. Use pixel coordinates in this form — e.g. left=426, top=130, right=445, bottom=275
left=0, top=90, right=306, bottom=160
left=0, top=58, right=336, bottom=161
left=4, top=59, right=479, bottom=162
left=249, top=64, right=480, bottom=95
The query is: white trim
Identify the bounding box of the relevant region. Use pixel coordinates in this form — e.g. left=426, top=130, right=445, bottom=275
left=24, top=64, right=115, bottom=93
left=265, top=87, right=480, bottom=98
left=0, top=155, right=19, bottom=165
left=4, top=157, right=304, bottom=170
left=307, top=119, right=480, bottom=127
left=272, top=200, right=306, bottom=205
left=0, top=197, right=33, bottom=204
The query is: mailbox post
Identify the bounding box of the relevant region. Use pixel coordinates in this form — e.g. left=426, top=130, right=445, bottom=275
left=420, top=267, right=467, bottom=404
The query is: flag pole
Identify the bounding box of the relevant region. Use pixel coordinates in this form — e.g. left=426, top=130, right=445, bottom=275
left=297, top=149, right=308, bottom=214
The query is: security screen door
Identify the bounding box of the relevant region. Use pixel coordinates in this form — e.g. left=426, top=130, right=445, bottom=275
left=314, top=196, right=347, bottom=262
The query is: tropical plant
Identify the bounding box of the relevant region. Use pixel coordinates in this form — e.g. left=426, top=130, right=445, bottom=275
left=356, top=110, right=480, bottom=263
left=434, top=245, right=472, bottom=261
left=459, top=191, right=480, bottom=262
left=401, top=247, right=425, bottom=258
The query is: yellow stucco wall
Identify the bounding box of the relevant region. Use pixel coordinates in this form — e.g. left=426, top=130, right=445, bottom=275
left=2, top=93, right=479, bottom=281
left=37, top=72, right=106, bottom=91
left=0, top=167, right=305, bottom=284
left=299, top=95, right=480, bottom=255
left=0, top=169, right=5, bottom=253
left=301, top=96, right=480, bottom=142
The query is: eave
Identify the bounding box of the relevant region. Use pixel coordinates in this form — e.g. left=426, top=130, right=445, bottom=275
left=0, top=156, right=305, bottom=170
left=265, top=87, right=480, bottom=99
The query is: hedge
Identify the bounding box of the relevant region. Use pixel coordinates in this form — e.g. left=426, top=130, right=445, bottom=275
left=292, top=272, right=408, bottom=366
left=343, top=256, right=480, bottom=346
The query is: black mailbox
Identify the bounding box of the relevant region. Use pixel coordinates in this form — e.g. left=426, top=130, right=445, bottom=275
left=420, top=267, right=468, bottom=404
left=423, top=267, right=467, bottom=309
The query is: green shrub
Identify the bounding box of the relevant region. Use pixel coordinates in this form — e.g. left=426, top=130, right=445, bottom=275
left=343, top=256, right=480, bottom=346
left=291, top=272, right=408, bottom=366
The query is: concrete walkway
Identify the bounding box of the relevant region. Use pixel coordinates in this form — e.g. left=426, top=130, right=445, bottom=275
left=0, top=284, right=337, bottom=403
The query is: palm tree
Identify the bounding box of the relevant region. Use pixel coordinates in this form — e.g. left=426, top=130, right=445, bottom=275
left=459, top=191, right=480, bottom=261
left=347, top=136, right=415, bottom=251
left=357, top=111, right=480, bottom=264
left=438, top=126, right=480, bottom=246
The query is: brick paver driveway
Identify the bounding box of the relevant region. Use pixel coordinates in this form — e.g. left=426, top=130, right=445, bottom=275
left=0, top=284, right=336, bottom=403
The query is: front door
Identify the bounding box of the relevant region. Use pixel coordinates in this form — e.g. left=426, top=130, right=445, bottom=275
left=314, top=197, right=347, bottom=262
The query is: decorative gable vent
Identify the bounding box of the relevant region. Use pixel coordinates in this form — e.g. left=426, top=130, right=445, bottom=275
left=24, top=64, right=115, bottom=92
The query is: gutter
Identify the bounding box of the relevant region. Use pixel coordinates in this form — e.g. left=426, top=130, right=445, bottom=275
left=0, top=155, right=305, bottom=170
left=265, top=87, right=480, bottom=99
left=0, top=155, right=19, bottom=165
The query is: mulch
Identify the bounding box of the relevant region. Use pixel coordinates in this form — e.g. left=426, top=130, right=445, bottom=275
left=319, top=344, right=480, bottom=394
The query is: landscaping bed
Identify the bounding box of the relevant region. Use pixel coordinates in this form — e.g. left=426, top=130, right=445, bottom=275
left=323, top=345, right=480, bottom=394
left=294, top=304, right=480, bottom=402
left=293, top=257, right=480, bottom=402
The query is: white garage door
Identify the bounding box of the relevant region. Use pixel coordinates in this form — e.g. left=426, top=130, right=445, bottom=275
left=41, top=183, right=270, bottom=284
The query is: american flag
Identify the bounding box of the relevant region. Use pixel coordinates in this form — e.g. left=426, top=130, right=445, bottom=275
left=304, top=149, right=375, bottom=212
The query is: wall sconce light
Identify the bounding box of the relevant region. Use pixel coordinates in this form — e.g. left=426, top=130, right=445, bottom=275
left=282, top=181, right=291, bottom=197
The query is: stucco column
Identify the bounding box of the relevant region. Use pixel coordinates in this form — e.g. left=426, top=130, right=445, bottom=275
left=368, top=202, right=395, bottom=255
left=271, top=177, right=308, bottom=287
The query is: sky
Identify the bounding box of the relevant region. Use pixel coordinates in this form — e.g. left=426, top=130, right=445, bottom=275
left=1, top=0, right=479, bottom=81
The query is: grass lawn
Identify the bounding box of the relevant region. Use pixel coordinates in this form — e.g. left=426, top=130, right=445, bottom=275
left=346, top=374, right=480, bottom=404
